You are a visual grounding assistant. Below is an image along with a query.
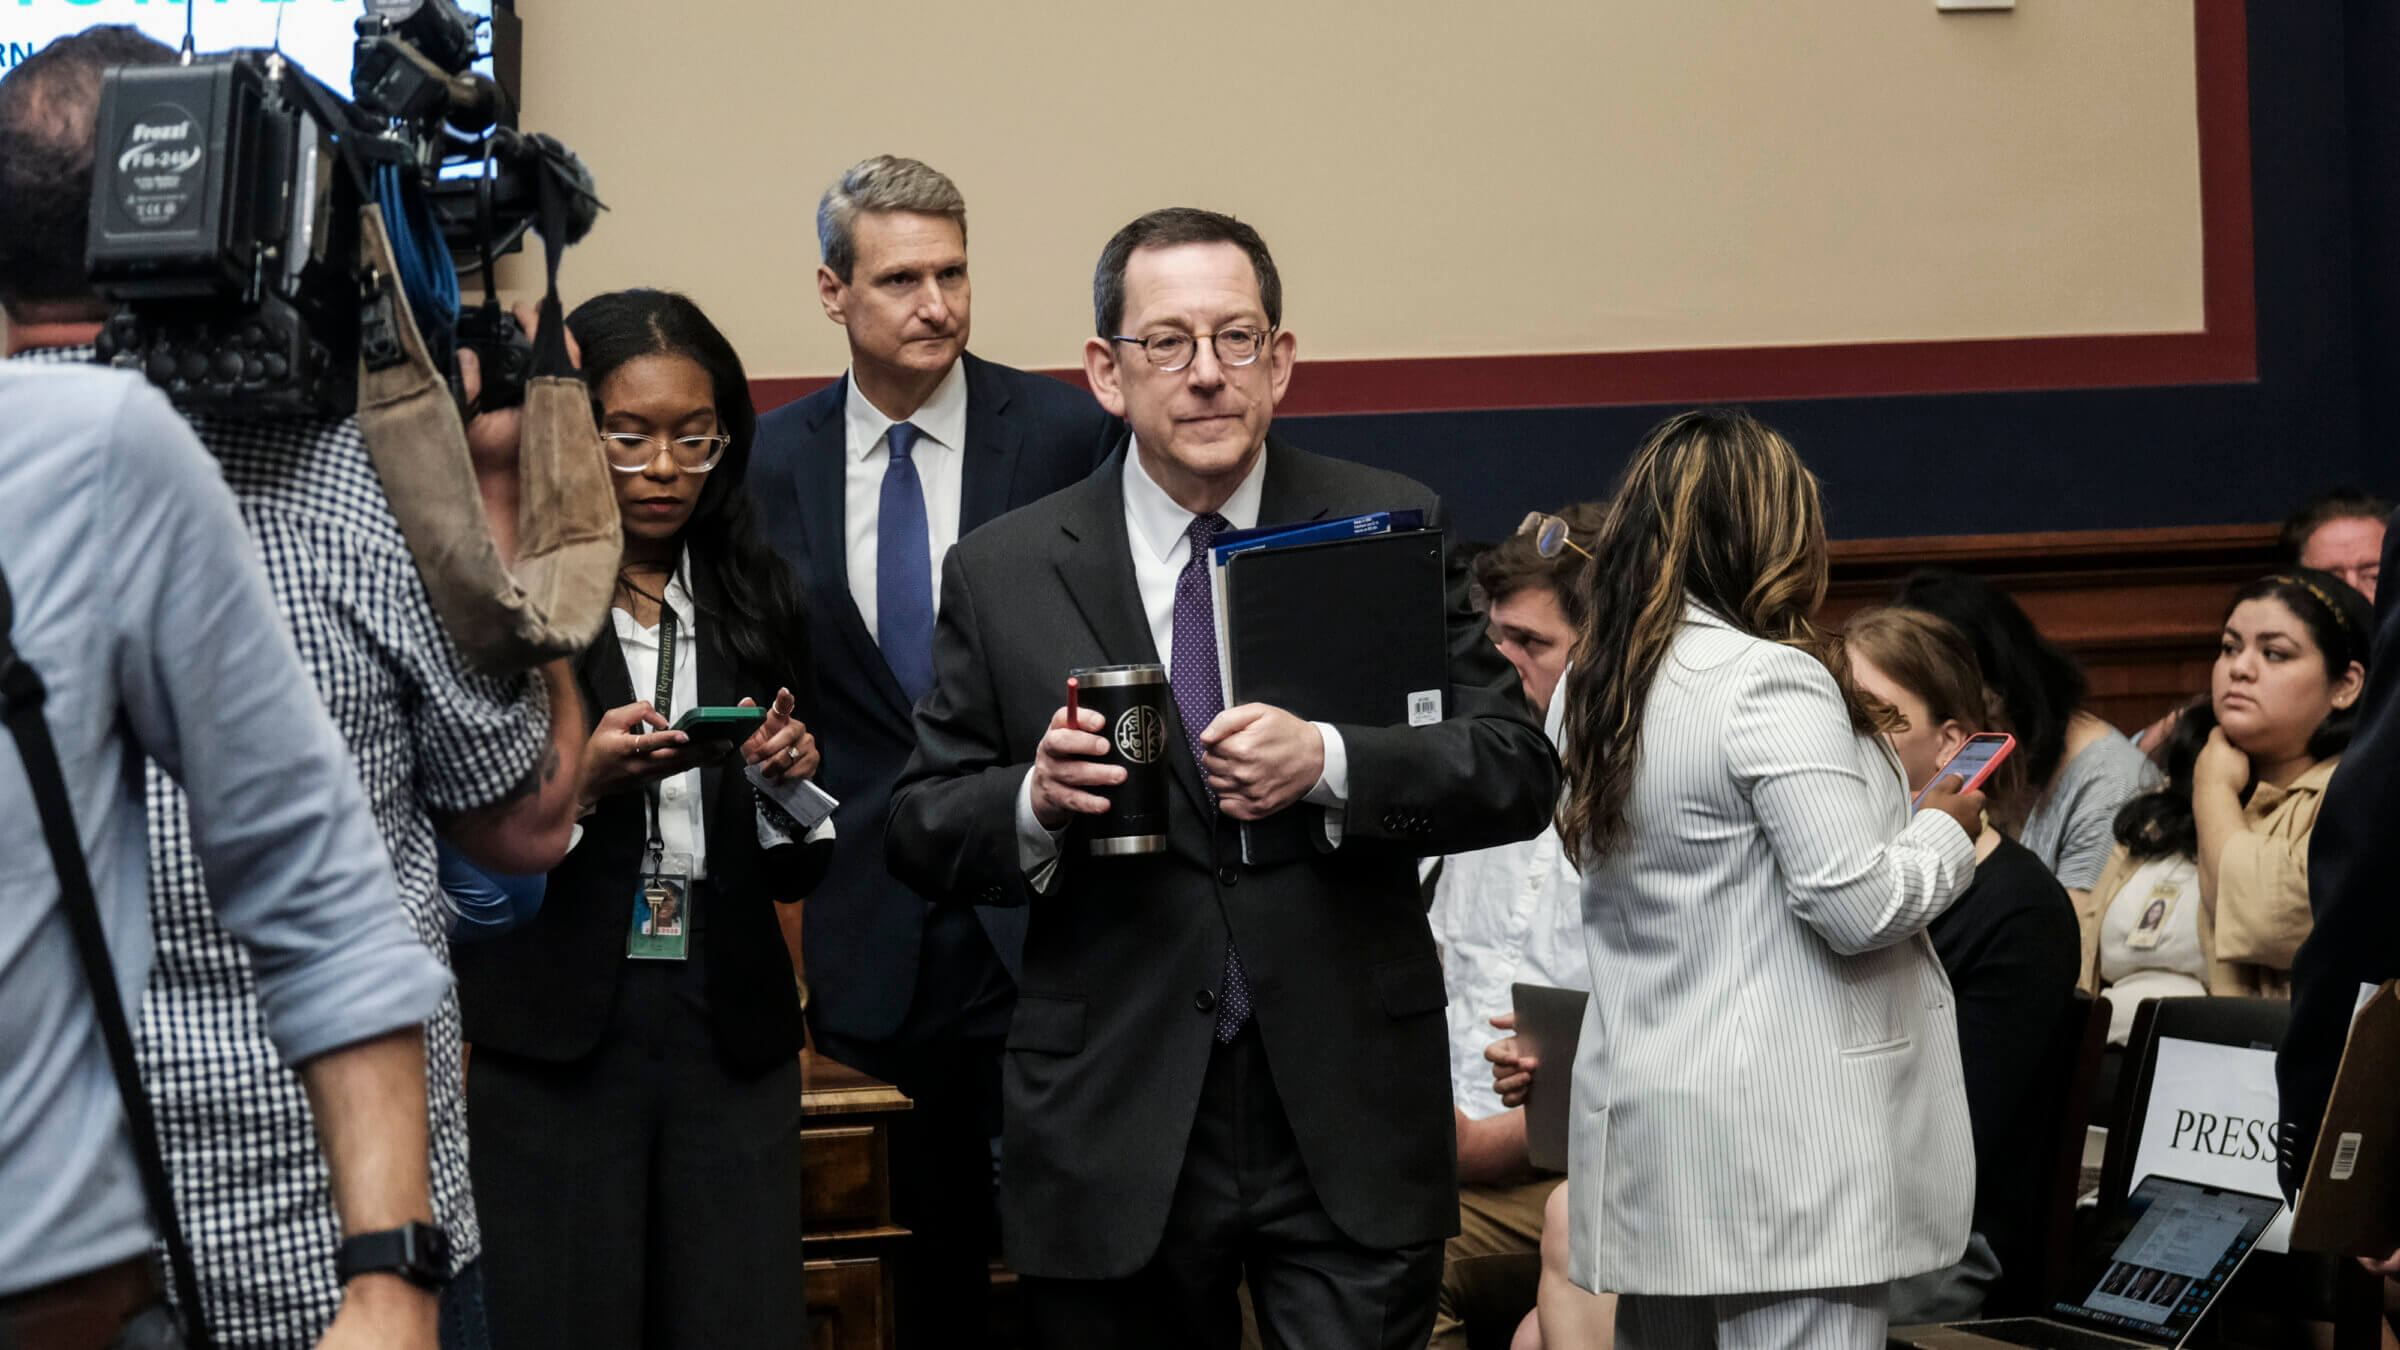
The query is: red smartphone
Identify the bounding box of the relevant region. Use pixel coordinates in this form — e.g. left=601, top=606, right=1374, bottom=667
left=1913, top=731, right=2015, bottom=808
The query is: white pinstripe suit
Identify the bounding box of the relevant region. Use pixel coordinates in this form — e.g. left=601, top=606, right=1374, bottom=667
left=1566, top=605, right=1978, bottom=1323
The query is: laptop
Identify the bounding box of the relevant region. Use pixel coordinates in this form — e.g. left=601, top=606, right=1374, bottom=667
left=1890, top=1175, right=2284, bottom=1349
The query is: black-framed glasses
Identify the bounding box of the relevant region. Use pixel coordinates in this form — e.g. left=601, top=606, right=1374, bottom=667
left=1518, top=511, right=1594, bottom=560
left=1109, top=325, right=1275, bottom=373
left=601, top=431, right=731, bottom=474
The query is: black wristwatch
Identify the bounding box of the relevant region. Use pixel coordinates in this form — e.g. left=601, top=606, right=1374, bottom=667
left=335, top=1222, right=451, bottom=1291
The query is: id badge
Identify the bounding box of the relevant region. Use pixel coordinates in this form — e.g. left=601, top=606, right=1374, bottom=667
left=628, top=851, right=694, bottom=961
left=2126, top=881, right=2177, bottom=951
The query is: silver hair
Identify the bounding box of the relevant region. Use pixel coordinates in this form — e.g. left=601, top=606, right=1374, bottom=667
left=816, top=155, right=967, bottom=282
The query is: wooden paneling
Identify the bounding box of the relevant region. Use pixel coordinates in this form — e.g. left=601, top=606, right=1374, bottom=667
left=802, top=1052, right=910, bottom=1350
left=1823, top=522, right=2285, bottom=733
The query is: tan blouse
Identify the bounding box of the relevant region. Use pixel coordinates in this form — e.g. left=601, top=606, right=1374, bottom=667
left=2075, top=756, right=2338, bottom=1001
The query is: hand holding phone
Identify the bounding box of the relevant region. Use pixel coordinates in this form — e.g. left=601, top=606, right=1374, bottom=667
left=1912, top=732, right=2015, bottom=808
left=672, top=705, right=766, bottom=743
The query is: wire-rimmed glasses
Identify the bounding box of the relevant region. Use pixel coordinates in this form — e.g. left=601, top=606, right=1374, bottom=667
left=601, top=431, right=731, bottom=474
left=1108, top=325, right=1275, bottom=373
left=1518, top=511, right=1594, bottom=560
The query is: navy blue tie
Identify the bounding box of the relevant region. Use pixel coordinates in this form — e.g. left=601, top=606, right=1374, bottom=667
left=876, top=422, right=935, bottom=703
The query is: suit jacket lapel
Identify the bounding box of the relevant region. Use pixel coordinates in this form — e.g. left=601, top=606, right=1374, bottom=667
left=799, top=376, right=915, bottom=729
left=958, top=354, right=1024, bottom=533
left=1052, top=449, right=1210, bottom=819
left=1255, top=435, right=1337, bottom=529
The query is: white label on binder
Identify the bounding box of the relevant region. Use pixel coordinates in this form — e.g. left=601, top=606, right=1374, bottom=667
left=2329, top=1132, right=2363, bottom=1181
left=1407, top=690, right=1442, bottom=726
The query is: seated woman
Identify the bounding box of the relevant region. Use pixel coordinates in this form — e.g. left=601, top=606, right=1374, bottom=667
left=2084, top=569, right=2372, bottom=1048
left=453, top=289, right=831, bottom=1350
left=1844, top=606, right=2081, bottom=1323
left=1894, top=570, right=2160, bottom=907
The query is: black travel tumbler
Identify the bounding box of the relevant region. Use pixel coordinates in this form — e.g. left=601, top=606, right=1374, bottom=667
left=1070, top=663, right=1171, bottom=855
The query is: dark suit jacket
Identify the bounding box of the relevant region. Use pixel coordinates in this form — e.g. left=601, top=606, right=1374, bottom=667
left=747, top=353, right=1117, bottom=1051
left=456, top=553, right=832, bottom=1077
left=2280, top=507, right=2400, bottom=1172
left=885, top=441, right=1560, bottom=1278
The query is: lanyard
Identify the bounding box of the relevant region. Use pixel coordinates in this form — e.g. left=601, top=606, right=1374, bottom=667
left=644, top=606, right=679, bottom=863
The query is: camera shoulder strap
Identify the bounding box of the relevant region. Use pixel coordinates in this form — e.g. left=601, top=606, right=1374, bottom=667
left=0, top=561, right=214, bottom=1349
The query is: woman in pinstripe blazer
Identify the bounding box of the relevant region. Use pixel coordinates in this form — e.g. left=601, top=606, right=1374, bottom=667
left=1552, top=410, right=1988, bottom=1349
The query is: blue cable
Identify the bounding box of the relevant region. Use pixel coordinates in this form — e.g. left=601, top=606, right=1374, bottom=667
left=374, top=162, right=459, bottom=336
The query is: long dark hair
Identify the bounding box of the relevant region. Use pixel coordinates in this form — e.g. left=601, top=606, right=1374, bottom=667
left=2113, top=568, right=2373, bottom=860
left=567, top=288, right=809, bottom=679
left=1893, top=569, right=2087, bottom=814
left=1558, top=408, right=1881, bottom=866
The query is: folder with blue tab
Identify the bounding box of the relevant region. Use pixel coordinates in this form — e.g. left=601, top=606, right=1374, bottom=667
left=1204, top=514, right=1450, bottom=866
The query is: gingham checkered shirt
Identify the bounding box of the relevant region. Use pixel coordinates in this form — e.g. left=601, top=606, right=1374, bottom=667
left=12, top=346, right=549, bottom=1345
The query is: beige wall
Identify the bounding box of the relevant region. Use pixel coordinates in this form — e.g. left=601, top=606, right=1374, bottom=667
left=517, top=1, right=2206, bottom=380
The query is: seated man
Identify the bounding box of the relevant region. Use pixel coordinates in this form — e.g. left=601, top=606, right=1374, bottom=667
left=2282, top=485, right=2388, bottom=604
left=1428, top=503, right=1611, bottom=1350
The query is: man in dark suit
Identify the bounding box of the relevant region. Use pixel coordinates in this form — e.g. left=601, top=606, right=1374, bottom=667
left=886, top=208, right=1559, bottom=1347
left=746, top=155, right=1116, bottom=1344
left=2280, top=505, right=2400, bottom=1278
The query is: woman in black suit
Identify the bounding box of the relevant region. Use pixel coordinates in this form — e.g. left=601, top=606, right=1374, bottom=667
left=457, top=289, right=830, bottom=1350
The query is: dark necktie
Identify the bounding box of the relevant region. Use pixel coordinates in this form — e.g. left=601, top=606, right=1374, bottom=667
left=876, top=421, right=935, bottom=702
left=1170, top=511, right=1252, bottom=1042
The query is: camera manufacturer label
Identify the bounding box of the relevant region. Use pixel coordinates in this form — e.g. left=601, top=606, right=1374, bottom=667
left=1114, top=705, right=1168, bottom=764
left=114, top=104, right=205, bottom=229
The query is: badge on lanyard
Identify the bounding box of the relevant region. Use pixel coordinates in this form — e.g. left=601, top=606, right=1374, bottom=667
left=629, top=849, right=694, bottom=960
left=2126, top=876, right=2183, bottom=951
left=628, top=604, right=694, bottom=960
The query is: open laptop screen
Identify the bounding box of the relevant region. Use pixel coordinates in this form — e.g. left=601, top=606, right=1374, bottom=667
left=2053, top=1176, right=2284, bottom=1343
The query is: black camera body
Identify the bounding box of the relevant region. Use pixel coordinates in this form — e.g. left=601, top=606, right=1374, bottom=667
left=85, top=1, right=589, bottom=418
left=87, top=54, right=358, bottom=415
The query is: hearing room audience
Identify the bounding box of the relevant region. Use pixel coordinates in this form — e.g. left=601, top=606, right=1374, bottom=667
left=1843, top=606, right=2081, bottom=1323
left=1893, top=570, right=2161, bottom=902
left=2082, top=569, right=2372, bottom=1030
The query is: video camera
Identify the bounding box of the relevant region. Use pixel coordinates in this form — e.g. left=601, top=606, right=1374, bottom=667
left=83, top=0, right=599, bottom=417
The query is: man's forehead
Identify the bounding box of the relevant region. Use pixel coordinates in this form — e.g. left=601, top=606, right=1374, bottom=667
left=1121, top=241, right=1263, bottom=322
left=855, top=210, right=966, bottom=264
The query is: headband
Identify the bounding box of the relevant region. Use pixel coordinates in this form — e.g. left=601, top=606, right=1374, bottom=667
left=2265, top=573, right=2360, bottom=651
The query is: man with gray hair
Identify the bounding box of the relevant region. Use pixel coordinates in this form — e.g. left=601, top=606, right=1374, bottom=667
left=749, top=154, right=1116, bottom=1345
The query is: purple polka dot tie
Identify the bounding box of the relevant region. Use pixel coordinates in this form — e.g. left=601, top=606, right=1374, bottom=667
left=1171, top=512, right=1252, bottom=1043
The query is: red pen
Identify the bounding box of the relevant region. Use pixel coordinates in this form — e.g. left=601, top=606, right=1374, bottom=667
left=1065, top=675, right=1081, bottom=726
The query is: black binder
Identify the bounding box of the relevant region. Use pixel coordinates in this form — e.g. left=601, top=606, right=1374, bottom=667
left=1219, top=527, right=1450, bottom=864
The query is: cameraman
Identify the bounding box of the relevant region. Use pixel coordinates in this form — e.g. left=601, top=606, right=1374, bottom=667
left=0, top=359, right=450, bottom=1350
left=0, top=27, right=586, bottom=1350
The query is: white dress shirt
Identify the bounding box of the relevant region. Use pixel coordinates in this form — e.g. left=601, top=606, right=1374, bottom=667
left=1430, top=690, right=1588, bottom=1120
left=1014, top=446, right=1347, bottom=878
left=843, top=359, right=968, bottom=643
left=606, top=553, right=831, bottom=877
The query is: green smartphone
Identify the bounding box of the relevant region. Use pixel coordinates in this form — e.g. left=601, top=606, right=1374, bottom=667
left=671, top=706, right=766, bottom=742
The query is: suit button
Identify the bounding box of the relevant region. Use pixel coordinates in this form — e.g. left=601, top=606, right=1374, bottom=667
left=1195, top=989, right=1216, bottom=1013
left=1217, top=867, right=1238, bottom=886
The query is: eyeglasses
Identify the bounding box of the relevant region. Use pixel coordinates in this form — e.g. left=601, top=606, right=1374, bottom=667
left=1108, top=325, right=1274, bottom=373
left=601, top=431, right=730, bottom=474
left=1518, top=511, right=1594, bottom=560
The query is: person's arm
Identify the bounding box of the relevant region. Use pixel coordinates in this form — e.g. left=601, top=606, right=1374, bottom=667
left=1316, top=499, right=1560, bottom=859
left=1455, top=1105, right=1532, bottom=1186
left=299, top=1030, right=438, bottom=1347
left=103, top=382, right=447, bottom=1346
left=1727, top=643, right=1981, bottom=954
left=2208, top=782, right=2322, bottom=973
left=438, top=659, right=585, bottom=876
left=2191, top=729, right=2251, bottom=924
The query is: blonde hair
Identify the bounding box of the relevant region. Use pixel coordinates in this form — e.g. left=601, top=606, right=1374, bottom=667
left=1556, top=409, right=1882, bottom=866
left=1843, top=605, right=2027, bottom=823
